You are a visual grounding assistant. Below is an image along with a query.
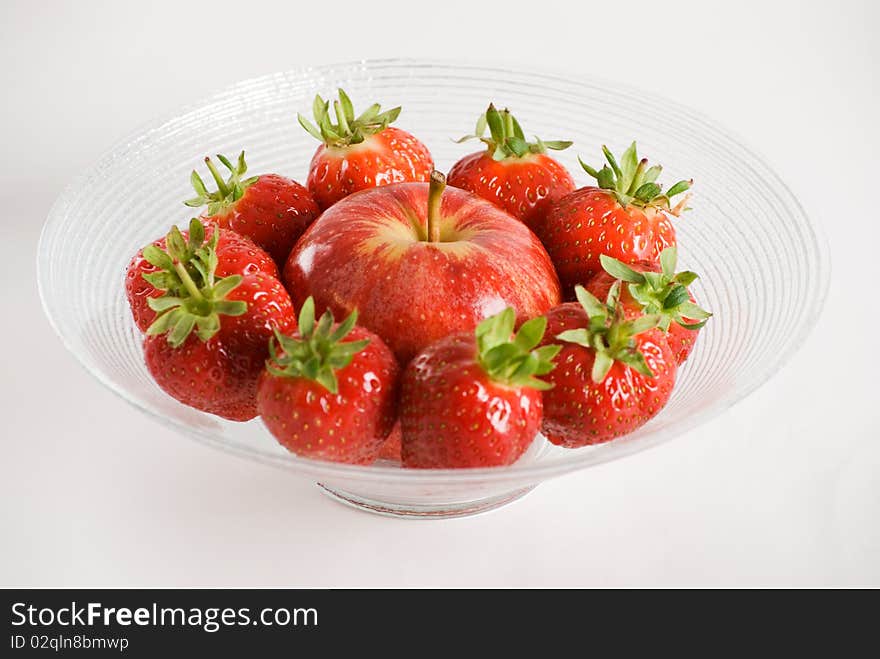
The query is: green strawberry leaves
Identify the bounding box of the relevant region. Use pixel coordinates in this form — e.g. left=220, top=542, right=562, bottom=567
left=455, top=104, right=572, bottom=162
left=143, top=219, right=247, bottom=348
left=184, top=151, right=260, bottom=215
left=579, top=141, right=692, bottom=214
left=298, top=89, right=401, bottom=148
left=556, top=284, right=662, bottom=383
left=266, top=297, right=370, bottom=395
left=475, top=308, right=560, bottom=391
left=599, top=247, right=712, bottom=332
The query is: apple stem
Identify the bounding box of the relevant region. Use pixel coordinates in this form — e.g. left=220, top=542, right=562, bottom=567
left=427, top=170, right=446, bottom=243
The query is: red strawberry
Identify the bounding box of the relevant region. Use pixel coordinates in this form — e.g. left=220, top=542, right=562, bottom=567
left=447, top=104, right=575, bottom=230
left=257, top=298, right=399, bottom=464
left=185, top=151, right=319, bottom=265
left=142, top=225, right=296, bottom=421
left=400, top=308, right=559, bottom=469
left=125, top=219, right=278, bottom=332
left=539, top=284, right=677, bottom=447
left=586, top=248, right=712, bottom=364
left=532, top=142, right=692, bottom=293
left=298, top=89, right=433, bottom=209
left=378, top=421, right=402, bottom=462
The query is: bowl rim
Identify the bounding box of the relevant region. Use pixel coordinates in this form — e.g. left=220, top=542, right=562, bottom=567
left=37, top=57, right=832, bottom=485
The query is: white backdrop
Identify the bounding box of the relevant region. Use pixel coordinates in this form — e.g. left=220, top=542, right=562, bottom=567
left=1, top=0, right=877, bottom=586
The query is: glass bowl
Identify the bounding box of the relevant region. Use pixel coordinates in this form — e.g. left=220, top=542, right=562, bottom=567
left=37, top=59, right=830, bottom=518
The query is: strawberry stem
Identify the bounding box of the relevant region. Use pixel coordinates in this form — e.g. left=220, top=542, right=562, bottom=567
left=204, top=157, right=230, bottom=198
left=334, top=100, right=351, bottom=135
left=579, top=142, right=691, bottom=213
left=298, top=89, right=401, bottom=147
left=454, top=104, right=572, bottom=161
left=599, top=248, right=712, bottom=331
left=174, top=261, right=204, bottom=303
left=474, top=308, right=560, bottom=390
left=427, top=170, right=445, bottom=243
left=503, top=110, right=515, bottom=139
left=266, top=297, right=369, bottom=394
left=184, top=152, right=259, bottom=215
left=555, top=285, right=662, bottom=383
left=625, top=159, right=649, bottom=196
left=144, top=219, right=247, bottom=347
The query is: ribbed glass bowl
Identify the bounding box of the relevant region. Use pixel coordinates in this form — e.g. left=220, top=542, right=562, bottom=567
left=38, top=59, right=829, bottom=518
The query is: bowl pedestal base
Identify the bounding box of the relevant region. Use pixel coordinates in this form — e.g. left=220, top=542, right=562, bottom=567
left=316, top=483, right=536, bottom=519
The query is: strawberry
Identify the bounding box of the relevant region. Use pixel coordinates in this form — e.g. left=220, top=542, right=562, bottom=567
left=447, top=104, right=574, bottom=230
left=586, top=248, right=712, bottom=364
left=539, top=284, right=677, bottom=447
left=297, top=89, right=433, bottom=209
left=532, top=142, right=692, bottom=293
left=400, top=308, right=560, bottom=469
left=184, top=151, right=319, bottom=265
left=142, top=223, right=296, bottom=421
left=125, top=218, right=278, bottom=332
left=378, top=421, right=402, bottom=462
left=257, top=298, right=399, bottom=464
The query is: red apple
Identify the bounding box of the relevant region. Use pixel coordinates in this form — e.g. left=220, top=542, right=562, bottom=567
left=283, top=171, right=562, bottom=362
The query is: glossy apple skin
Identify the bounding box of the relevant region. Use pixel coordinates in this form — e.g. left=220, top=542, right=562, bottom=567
left=283, top=182, right=562, bottom=363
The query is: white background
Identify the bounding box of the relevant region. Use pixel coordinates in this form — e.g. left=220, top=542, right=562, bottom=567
left=1, top=0, right=877, bottom=587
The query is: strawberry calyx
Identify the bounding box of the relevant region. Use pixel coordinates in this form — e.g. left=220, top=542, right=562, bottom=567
left=578, top=142, right=692, bottom=214
left=297, top=89, right=401, bottom=148
left=557, top=284, right=662, bottom=383
left=600, top=247, right=712, bottom=332
left=474, top=308, right=561, bottom=391
left=455, top=104, right=572, bottom=162
left=184, top=151, right=260, bottom=216
left=266, top=297, right=369, bottom=394
left=143, top=219, right=247, bottom=348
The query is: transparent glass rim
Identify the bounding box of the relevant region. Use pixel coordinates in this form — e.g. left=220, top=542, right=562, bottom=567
left=37, top=57, right=831, bottom=486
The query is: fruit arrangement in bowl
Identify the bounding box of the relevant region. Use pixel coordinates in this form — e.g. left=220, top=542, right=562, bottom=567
left=38, top=61, right=829, bottom=518
left=127, top=87, right=711, bottom=471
